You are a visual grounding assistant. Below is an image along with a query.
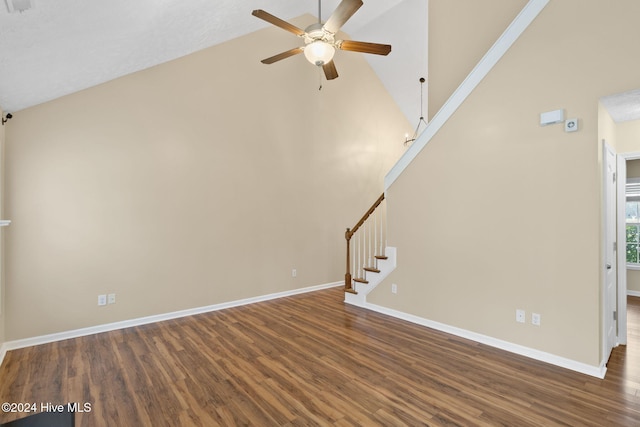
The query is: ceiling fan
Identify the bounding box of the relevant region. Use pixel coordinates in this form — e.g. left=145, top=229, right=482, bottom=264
left=252, top=0, right=392, bottom=81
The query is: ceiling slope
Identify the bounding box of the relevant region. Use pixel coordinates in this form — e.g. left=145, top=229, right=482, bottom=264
left=0, top=0, right=424, bottom=124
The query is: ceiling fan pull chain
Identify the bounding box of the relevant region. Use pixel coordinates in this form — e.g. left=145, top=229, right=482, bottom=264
left=318, top=67, right=323, bottom=91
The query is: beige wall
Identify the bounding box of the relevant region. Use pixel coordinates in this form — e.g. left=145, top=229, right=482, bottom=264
left=598, top=102, right=617, bottom=151
left=3, top=19, right=408, bottom=340
left=370, top=0, right=640, bottom=368
left=427, top=0, right=526, bottom=120
left=621, top=121, right=640, bottom=294
left=615, top=119, right=640, bottom=154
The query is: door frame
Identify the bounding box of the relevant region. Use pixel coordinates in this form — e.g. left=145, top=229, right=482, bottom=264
left=614, top=151, right=640, bottom=346
left=602, top=142, right=618, bottom=364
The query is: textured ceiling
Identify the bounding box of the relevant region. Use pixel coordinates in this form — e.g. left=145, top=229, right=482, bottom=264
left=600, top=89, right=640, bottom=123
left=0, top=0, right=427, bottom=123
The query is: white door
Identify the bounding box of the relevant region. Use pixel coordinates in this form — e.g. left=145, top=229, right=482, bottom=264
left=603, top=143, right=617, bottom=362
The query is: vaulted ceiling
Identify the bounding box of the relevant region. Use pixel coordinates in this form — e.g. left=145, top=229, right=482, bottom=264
left=0, top=0, right=428, bottom=123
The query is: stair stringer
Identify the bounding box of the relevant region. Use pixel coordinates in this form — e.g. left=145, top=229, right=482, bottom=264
left=344, top=247, right=396, bottom=307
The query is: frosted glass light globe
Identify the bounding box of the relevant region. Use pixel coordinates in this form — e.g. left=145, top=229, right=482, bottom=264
left=304, top=41, right=335, bottom=66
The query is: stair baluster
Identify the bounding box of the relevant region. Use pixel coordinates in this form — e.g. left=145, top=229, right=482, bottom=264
left=345, top=193, right=386, bottom=293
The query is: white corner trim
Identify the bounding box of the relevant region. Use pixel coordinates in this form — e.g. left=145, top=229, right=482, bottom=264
left=0, top=281, right=342, bottom=368
left=628, top=290, right=640, bottom=297
left=364, top=302, right=606, bottom=379
left=384, top=0, right=550, bottom=191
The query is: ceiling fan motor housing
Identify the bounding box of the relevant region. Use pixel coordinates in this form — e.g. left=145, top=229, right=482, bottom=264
left=304, top=23, right=334, bottom=44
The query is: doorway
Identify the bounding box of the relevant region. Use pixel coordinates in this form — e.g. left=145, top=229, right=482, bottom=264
left=615, top=152, right=640, bottom=350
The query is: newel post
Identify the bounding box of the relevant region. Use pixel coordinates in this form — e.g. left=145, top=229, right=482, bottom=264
left=345, top=227, right=354, bottom=293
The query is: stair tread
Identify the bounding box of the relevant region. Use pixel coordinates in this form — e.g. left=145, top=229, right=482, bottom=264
left=353, top=278, right=369, bottom=284
left=364, top=267, right=380, bottom=273
left=375, top=255, right=388, bottom=260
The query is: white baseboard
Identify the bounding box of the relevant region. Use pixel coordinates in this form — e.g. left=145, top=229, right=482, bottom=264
left=0, top=281, right=342, bottom=368
left=0, top=343, right=6, bottom=370
left=364, top=302, right=606, bottom=379
left=628, top=290, right=640, bottom=297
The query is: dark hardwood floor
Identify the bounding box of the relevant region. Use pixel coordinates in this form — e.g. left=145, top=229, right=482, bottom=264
left=0, top=288, right=639, bottom=426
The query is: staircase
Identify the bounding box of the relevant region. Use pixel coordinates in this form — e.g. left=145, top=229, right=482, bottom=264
left=344, top=193, right=396, bottom=306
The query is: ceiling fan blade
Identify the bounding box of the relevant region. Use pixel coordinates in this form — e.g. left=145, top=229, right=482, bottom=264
left=261, top=47, right=304, bottom=64
left=252, top=9, right=306, bottom=37
left=323, top=0, right=363, bottom=34
left=338, top=40, right=392, bottom=56
left=323, top=61, right=339, bottom=80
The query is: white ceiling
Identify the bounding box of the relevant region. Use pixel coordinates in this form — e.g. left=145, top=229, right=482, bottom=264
left=600, top=89, right=640, bottom=123
left=0, top=0, right=428, bottom=123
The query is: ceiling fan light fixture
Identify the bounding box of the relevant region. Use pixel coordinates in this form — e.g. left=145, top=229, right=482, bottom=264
left=304, top=41, right=335, bottom=66
left=252, top=0, right=390, bottom=81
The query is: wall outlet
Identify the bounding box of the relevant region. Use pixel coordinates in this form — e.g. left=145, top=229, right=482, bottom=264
left=391, top=283, right=398, bottom=294
left=516, top=309, right=525, bottom=323
left=98, top=294, right=107, bottom=306
left=292, top=269, right=297, bottom=278
left=108, top=293, right=116, bottom=305
left=532, top=313, right=541, bottom=326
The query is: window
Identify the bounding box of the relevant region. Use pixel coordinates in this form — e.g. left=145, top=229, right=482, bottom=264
left=627, top=201, right=640, bottom=263
left=626, top=178, right=640, bottom=266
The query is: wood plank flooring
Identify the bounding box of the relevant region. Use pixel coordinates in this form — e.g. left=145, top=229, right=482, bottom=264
left=0, top=288, right=639, bottom=426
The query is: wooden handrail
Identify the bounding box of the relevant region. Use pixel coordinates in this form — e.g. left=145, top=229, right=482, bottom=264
left=345, top=193, right=385, bottom=240
left=345, top=193, right=385, bottom=293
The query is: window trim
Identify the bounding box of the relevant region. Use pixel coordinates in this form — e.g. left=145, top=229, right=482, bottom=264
left=626, top=181, right=640, bottom=268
